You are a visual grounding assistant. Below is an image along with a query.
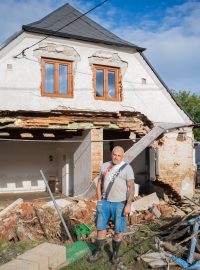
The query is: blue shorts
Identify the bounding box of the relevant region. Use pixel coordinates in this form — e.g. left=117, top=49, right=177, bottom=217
left=96, top=200, right=126, bottom=234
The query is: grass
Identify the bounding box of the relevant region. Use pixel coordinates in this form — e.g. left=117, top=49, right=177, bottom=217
left=60, top=223, right=157, bottom=270
left=0, top=240, right=41, bottom=266
left=0, top=222, right=163, bottom=269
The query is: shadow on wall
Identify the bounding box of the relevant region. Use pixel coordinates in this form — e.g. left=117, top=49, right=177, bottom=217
left=139, top=179, right=182, bottom=202
left=195, top=144, right=200, bottom=163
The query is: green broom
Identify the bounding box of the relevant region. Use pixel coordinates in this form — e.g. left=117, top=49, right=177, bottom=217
left=40, top=170, right=93, bottom=264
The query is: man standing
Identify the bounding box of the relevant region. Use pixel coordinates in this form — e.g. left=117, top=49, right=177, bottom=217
left=89, top=146, right=135, bottom=264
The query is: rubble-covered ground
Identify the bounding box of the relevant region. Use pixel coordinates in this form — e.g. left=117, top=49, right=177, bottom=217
left=60, top=223, right=158, bottom=270
left=1, top=189, right=200, bottom=269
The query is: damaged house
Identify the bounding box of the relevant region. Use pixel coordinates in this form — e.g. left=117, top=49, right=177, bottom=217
left=0, top=4, right=195, bottom=197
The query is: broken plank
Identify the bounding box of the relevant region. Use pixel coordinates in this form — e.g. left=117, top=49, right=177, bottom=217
left=0, top=198, right=23, bottom=218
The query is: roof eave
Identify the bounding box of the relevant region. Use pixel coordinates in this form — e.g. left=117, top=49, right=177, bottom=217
left=0, top=29, right=23, bottom=51
left=22, top=25, right=145, bottom=52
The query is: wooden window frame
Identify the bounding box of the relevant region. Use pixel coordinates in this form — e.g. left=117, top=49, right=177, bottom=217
left=41, top=57, right=73, bottom=98
left=93, top=65, right=121, bottom=101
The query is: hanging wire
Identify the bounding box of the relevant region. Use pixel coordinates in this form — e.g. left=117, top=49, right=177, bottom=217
left=14, top=0, right=108, bottom=58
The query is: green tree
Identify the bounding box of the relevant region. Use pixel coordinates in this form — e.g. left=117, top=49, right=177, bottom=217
left=172, top=90, right=200, bottom=141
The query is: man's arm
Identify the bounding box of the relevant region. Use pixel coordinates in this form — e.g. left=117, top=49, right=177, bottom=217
left=123, top=180, right=134, bottom=215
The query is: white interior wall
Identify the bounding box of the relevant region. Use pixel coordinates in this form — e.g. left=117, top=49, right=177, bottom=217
left=73, top=130, right=92, bottom=196
left=0, top=140, right=80, bottom=193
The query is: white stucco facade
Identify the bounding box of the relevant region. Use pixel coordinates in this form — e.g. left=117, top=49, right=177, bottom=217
left=0, top=30, right=195, bottom=196
left=0, top=32, right=191, bottom=125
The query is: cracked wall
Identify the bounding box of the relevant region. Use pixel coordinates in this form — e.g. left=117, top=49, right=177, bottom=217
left=0, top=35, right=191, bottom=124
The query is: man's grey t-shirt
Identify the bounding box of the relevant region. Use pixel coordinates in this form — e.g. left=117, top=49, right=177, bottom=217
left=99, top=161, right=135, bottom=202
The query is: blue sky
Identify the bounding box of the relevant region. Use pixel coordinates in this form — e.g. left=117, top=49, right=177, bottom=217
left=0, top=0, right=199, bottom=95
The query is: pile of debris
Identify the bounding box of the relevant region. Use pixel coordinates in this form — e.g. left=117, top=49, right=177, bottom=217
left=140, top=208, right=200, bottom=269
left=0, top=198, right=96, bottom=242
left=63, top=199, right=96, bottom=228
left=0, top=198, right=61, bottom=241
left=1, top=190, right=199, bottom=244
left=127, top=192, right=200, bottom=225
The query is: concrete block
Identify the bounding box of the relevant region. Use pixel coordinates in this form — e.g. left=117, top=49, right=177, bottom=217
left=131, top=192, right=160, bottom=212
left=43, top=199, right=73, bottom=208
left=17, top=253, right=48, bottom=270
left=0, top=259, right=38, bottom=270
left=27, top=242, right=66, bottom=269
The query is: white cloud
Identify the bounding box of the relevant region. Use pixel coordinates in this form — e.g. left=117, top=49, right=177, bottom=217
left=0, top=0, right=95, bottom=44
left=160, top=1, right=200, bottom=35
left=0, top=0, right=59, bottom=42
left=0, top=0, right=50, bottom=41
left=113, top=1, right=200, bottom=94
left=89, top=3, right=117, bottom=30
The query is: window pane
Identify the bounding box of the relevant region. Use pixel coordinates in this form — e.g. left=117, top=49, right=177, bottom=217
left=108, top=71, right=116, bottom=98
left=96, top=69, right=104, bottom=97
left=59, top=65, right=69, bottom=94
left=45, top=63, right=54, bottom=93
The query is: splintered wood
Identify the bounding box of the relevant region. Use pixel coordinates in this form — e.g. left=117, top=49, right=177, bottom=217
left=0, top=110, right=153, bottom=137
left=0, top=198, right=96, bottom=242
left=0, top=201, right=61, bottom=241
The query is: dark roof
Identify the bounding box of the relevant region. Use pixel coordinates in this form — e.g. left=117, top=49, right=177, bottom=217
left=22, top=3, right=145, bottom=51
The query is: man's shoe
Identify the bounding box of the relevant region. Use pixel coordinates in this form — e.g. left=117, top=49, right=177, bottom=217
left=88, top=238, right=105, bottom=262
left=111, top=238, right=122, bottom=264
left=88, top=250, right=103, bottom=262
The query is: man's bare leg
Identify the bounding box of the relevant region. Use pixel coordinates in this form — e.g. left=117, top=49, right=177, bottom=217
left=97, top=229, right=107, bottom=239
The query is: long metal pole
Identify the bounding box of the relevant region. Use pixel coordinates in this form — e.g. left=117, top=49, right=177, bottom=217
left=184, top=196, right=200, bottom=208
left=40, top=169, right=73, bottom=242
